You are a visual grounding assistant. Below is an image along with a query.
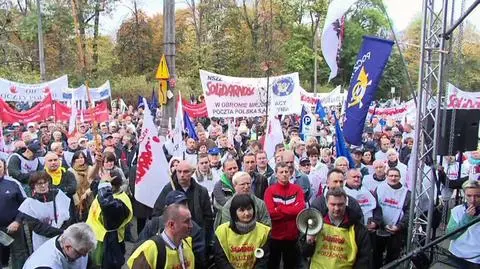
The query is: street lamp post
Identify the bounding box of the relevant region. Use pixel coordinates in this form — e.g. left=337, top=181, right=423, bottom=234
left=36, top=0, right=46, bottom=81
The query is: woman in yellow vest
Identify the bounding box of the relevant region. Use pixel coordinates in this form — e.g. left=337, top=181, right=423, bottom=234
left=86, top=168, right=133, bottom=269
left=214, top=194, right=271, bottom=269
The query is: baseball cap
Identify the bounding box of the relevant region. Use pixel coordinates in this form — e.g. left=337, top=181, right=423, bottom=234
left=27, top=139, right=42, bottom=154
left=165, top=191, right=188, bottom=206
left=299, top=157, right=311, bottom=165
left=27, top=122, right=36, bottom=128
left=103, top=133, right=113, bottom=140
left=12, top=122, right=20, bottom=127
left=208, top=147, right=220, bottom=155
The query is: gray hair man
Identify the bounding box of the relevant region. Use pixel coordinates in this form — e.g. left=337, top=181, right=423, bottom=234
left=23, top=223, right=96, bottom=268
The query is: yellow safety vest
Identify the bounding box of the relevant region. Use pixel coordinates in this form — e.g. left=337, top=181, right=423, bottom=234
left=310, top=223, right=358, bottom=269
left=86, top=191, right=133, bottom=242
left=215, top=222, right=271, bottom=269
left=127, top=237, right=195, bottom=269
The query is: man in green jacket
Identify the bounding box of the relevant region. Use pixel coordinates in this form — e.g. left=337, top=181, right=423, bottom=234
left=216, top=172, right=271, bottom=229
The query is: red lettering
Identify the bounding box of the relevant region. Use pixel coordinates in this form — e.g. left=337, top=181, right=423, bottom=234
left=206, top=82, right=254, bottom=97
left=384, top=198, right=399, bottom=205
left=230, top=244, right=255, bottom=253
left=322, top=235, right=345, bottom=244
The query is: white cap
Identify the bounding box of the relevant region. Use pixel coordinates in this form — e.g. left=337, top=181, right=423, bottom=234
left=12, top=122, right=20, bottom=127
left=27, top=122, right=36, bottom=128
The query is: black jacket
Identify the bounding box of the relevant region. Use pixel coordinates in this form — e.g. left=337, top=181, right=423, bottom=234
left=251, top=172, right=268, bottom=200
left=152, top=175, right=214, bottom=232
left=137, top=215, right=206, bottom=269
left=0, top=177, right=25, bottom=227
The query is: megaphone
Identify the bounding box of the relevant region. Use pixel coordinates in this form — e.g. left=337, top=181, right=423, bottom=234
left=296, top=208, right=323, bottom=235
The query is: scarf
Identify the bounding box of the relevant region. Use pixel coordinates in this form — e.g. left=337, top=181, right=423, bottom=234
left=45, top=167, right=65, bottom=186
left=469, top=156, right=480, bottom=166
left=73, top=164, right=90, bottom=199
left=220, top=173, right=235, bottom=193
left=234, top=219, right=256, bottom=234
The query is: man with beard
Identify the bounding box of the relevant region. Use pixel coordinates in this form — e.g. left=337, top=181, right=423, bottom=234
left=182, top=137, right=198, bottom=167
left=242, top=152, right=268, bottom=200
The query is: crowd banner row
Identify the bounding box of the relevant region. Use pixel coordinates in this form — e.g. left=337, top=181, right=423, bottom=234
left=300, top=85, right=347, bottom=108
left=447, top=83, right=480, bottom=110
left=182, top=99, right=208, bottom=118
left=0, top=76, right=111, bottom=102
left=0, top=94, right=109, bottom=123
left=200, top=70, right=302, bottom=118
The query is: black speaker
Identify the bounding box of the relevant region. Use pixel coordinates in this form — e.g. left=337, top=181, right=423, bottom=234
left=436, top=109, right=480, bottom=155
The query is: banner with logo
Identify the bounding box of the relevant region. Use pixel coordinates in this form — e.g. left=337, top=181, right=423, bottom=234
left=182, top=99, right=208, bottom=118
left=200, top=70, right=302, bottom=118
left=59, top=81, right=111, bottom=102
left=54, top=101, right=109, bottom=123
left=0, top=94, right=54, bottom=123
left=343, top=36, right=394, bottom=146
left=0, top=76, right=68, bottom=102
left=446, top=83, right=480, bottom=110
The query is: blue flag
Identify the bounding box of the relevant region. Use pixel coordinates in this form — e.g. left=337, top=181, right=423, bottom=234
left=299, top=105, right=308, bottom=140
left=183, top=110, right=198, bottom=140
left=137, top=95, right=146, bottom=108
left=150, top=89, right=159, bottom=110
left=334, top=112, right=355, bottom=168
left=343, top=36, right=394, bottom=145
left=315, top=100, right=327, bottom=120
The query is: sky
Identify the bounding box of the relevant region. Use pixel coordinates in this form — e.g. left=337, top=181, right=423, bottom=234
left=99, top=0, right=480, bottom=37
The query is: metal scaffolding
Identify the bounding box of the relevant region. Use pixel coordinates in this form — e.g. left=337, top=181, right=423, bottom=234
left=406, top=0, right=449, bottom=257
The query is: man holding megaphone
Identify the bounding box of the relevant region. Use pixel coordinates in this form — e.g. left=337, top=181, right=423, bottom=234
left=302, top=188, right=372, bottom=269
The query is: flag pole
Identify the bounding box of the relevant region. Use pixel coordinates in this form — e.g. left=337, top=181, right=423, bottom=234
left=86, top=82, right=101, bottom=152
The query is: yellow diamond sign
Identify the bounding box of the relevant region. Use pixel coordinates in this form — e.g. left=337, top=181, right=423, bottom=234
left=155, top=54, right=170, bottom=80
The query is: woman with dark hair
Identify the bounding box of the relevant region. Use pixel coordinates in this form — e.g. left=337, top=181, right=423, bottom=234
left=86, top=168, right=133, bottom=269
left=214, top=194, right=271, bottom=269
left=101, top=151, right=128, bottom=193
left=18, top=171, right=72, bottom=251
left=361, top=150, right=375, bottom=175
left=68, top=150, right=102, bottom=221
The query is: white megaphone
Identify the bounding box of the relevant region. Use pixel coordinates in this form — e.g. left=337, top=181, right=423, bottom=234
left=296, top=208, right=323, bottom=235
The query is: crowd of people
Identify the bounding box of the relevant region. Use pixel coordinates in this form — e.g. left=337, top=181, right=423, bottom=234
left=0, top=103, right=479, bottom=269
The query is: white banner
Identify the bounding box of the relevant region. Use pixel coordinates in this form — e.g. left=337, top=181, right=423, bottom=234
left=447, top=83, right=480, bottom=110
left=59, top=81, right=111, bottom=102
left=200, top=70, right=302, bottom=118
left=0, top=75, right=68, bottom=102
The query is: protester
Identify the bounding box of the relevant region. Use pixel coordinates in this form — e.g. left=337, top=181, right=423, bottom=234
left=373, top=167, right=411, bottom=268
left=217, top=172, right=271, bottom=227
left=264, top=162, right=306, bottom=269
left=214, top=194, right=271, bottom=268
left=269, top=150, right=311, bottom=200
left=303, top=188, right=372, bottom=268
left=0, top=159, right=28, bottom=269
left=192, top=153, right=218, bottom=196
left=7, top=139, right=42, bottom=195
left=447, top=180, right=480, bottom=267
left=242, top=152, right=269, bottom=200
left=22, top=222, right=97, bottom=269
left=138, top=191, right=206, bottom=269
left=19, top=171, right=72, bottom=251
left=86, top=169, right=133, bottom=269
left=44, top=151, right=77, bottom=198
left=127, top=204, right=195, bottom=269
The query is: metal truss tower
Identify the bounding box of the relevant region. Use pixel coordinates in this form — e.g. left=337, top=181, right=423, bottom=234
left=406, top=0, right=449, bottom=257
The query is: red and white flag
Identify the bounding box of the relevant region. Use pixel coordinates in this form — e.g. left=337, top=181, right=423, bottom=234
left=172, top=93, right=184, bottom=157
left=321, top=0, right=359, bottom=81
left=264, top=116, right=284, bottom=160
left=135, top=98, right=170, bottom=208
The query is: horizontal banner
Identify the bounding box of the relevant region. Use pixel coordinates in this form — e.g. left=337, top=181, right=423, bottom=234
left=300, top=85, right=346, bottom=108
left=0, top=94, right=54, bottom=123
left=182, top=99, right=208, bottom=118
left=54, top=101, right=109, bottom=123
left=0, top=76, right=68, bottom=102
left=59, top=81, right=111, bottom=102
left=200, top=70, right=302, bottom=118
left=447, top=83, right=480, bottom=110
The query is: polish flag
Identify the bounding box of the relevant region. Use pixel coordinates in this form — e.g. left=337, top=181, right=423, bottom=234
left=135, top=98, right=170, bottom=208
left=264, top=116, right=284, bottom=160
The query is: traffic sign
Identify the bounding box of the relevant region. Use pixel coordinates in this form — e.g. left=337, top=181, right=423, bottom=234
left=155, top=55, right=170, bottom=80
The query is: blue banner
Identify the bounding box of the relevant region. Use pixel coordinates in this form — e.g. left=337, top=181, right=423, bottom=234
left=334, top=112, right=355, bottom=168
left=343, top=36, right=394, bottom=146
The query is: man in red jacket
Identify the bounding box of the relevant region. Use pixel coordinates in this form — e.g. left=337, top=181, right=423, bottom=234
left=264, top=161, right=306, bottom=269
